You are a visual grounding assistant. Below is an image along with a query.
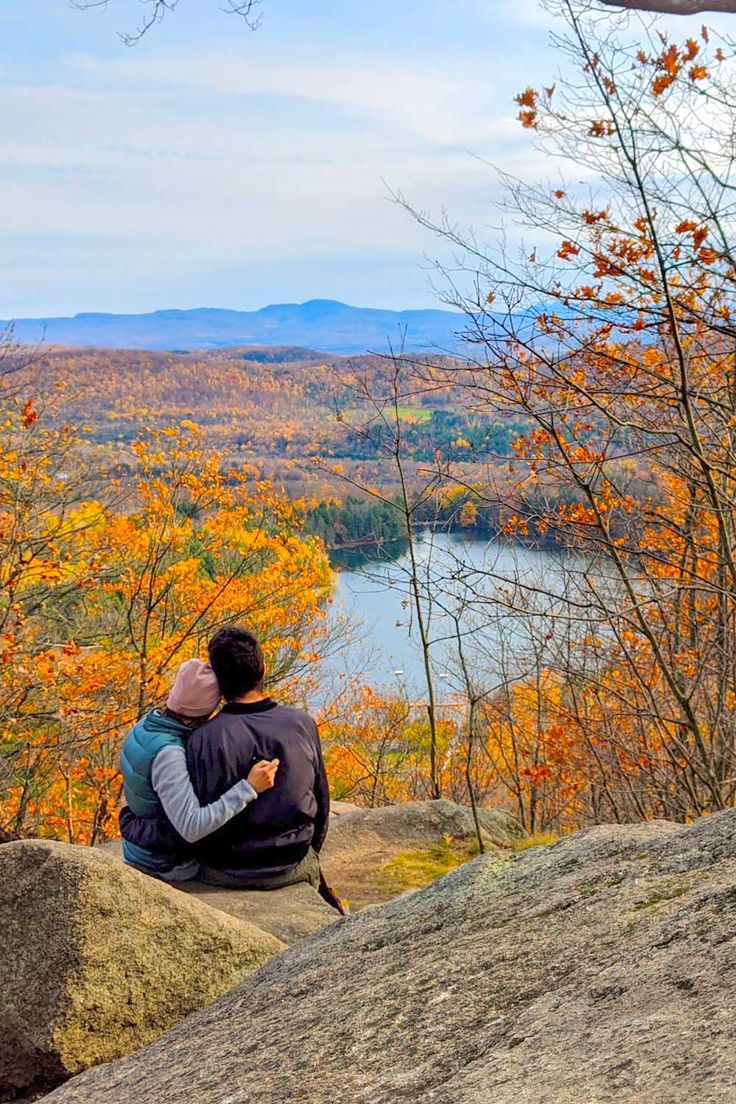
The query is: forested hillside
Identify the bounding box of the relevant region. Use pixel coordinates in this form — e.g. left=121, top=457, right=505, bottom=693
left=24, top=346, right=533, bottom=540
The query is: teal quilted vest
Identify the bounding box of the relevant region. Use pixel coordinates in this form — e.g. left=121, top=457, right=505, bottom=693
left=120, top=710, right=187, bottom=816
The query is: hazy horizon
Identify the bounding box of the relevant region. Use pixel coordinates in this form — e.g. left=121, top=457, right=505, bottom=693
left=5, top=295, right=463, bottom=321
left=3, top=296, right=466, bottom=354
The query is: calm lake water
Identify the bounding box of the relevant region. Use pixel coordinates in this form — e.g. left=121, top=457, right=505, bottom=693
left=325, top=532, right=570, bottom=697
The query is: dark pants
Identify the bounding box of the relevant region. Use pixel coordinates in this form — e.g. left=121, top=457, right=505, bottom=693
left=197, top=847, right=321, bottom=890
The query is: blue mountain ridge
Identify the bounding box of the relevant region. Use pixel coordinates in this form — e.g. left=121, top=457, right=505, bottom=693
left=3, top=299, right=468, bottom=355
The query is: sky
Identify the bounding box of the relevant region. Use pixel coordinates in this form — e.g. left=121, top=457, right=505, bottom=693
left=4, top=0, right=719, bottom=318
left=0, top=0, right=574, bottom=316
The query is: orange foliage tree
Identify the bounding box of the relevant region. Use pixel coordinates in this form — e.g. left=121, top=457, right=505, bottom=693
left=321, top=685, right=482, bottom=809
left=0, top=371, right=332, bottom=843
left=403, top=2, right=736, bottom=825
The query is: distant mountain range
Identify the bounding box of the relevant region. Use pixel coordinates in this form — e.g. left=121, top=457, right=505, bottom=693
left=4, top=299, right=466, bottom=355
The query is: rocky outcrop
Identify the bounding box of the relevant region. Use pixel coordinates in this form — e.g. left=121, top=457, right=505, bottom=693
left=321, top=798, right=525, bottom=908
left=327, top=799, right=360, bottom=816
left=175, top=881, right=337, bottom=945
left=41, top=810, right=736, bottom=1103
left=325, top=797, right=524, bottom=851
left=98, top=840, right=338, bottom=944
left=101, top=799, right=523, bottom=919
left=0, top=840, right=284, bottom=1102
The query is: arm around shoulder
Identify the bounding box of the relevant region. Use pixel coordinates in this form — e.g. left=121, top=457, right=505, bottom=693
left=151, top=744, right=257, bottom=844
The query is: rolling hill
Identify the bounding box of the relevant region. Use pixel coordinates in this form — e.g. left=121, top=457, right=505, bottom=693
left=3, top=299, right=465, bottom=355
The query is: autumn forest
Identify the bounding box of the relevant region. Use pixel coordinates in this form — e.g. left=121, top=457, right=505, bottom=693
left=5, top=4, right=736, bottom=849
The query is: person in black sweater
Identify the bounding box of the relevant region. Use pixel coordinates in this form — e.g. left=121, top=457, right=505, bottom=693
left=185, top=627, right=331, bottom=890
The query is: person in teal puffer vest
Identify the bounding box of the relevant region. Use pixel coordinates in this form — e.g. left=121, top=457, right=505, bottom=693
left=119, top=658, right=279, bottom=881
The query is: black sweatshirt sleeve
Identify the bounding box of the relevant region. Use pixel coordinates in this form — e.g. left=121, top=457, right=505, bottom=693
left=311, top=724, right=330, bottom=854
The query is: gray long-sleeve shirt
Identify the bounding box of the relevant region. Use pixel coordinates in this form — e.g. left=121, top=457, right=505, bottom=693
left=151, top=744, right=257, bottom=844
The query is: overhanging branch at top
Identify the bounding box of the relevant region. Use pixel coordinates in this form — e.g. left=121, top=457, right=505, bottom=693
left=601, top=0, right=736, bottom=12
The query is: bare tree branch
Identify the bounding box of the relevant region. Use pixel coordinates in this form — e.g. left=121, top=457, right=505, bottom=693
left=71, top=0, right=263, bottom=45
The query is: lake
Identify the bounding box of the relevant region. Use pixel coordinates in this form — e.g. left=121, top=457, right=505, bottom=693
left=324, top=531, right=572, bottom=697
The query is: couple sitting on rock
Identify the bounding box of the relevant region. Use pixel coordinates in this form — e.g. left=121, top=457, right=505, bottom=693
left=119, top=627, right=339, bottom=908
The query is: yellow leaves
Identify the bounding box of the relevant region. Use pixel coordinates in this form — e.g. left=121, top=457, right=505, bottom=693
left=0, top=396, right=333, bottom=843
left=63, top=500, right=107, bottom=535
left=503, top=514, right=530, bottom=538
left=567, top=368, right=588, bottom=390
left=459, top=500, right=478, bottom=527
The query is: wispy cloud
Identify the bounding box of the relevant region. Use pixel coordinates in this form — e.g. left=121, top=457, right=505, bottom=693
left=70, top=50, right=518, bottom=148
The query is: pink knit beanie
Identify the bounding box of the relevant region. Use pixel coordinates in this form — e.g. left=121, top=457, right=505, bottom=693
left=167, top=658, right=221, bottom=718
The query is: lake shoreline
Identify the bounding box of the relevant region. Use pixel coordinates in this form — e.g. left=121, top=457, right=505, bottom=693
left=326, top=526, right=570, bottom=571
left=324, top=531, right=571, bottom=692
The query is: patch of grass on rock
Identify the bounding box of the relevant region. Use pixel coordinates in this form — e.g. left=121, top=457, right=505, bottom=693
left=513, top=832, right=558, bottom=851
left=378, top=838, right=479, bottom=895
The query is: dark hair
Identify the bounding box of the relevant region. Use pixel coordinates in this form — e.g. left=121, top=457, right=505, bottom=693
left=208, top=627, right=265, bottom=700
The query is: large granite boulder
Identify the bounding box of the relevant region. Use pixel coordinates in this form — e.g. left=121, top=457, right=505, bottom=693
left=174, top=880, right=338, bottom=945
left=97, top=840, right=338, bottom=944
left=100, top=799, right=523, bottom=918
left=324, top=797, right=524, bottom=850
left=41, top=810, right=736, bottom=1104
left=328, top=800, right=360, bottom=816
left=0, top=839, right=284, bottom=1102
left=38, top=812, right=736, bottom=1104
